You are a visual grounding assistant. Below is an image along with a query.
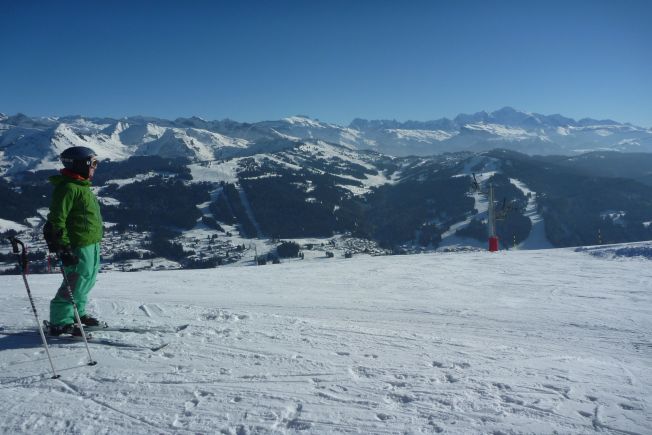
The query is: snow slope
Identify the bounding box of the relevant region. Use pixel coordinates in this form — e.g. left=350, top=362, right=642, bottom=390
left=509, top=178, right=554, bottom=250
left=0, top=218, right=30, bottom=233
left=0, top=247, right=650, bottom=434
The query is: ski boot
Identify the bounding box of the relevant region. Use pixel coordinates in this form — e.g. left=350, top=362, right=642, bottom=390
left=80, top=315, right=100, bottom=326
left=45, top=322, right=83, bottom=337
left=80, top=315, right=108, bottom=329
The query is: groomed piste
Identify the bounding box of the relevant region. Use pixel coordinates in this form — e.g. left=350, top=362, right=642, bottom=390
left=1, top=244, right=650, bottom=434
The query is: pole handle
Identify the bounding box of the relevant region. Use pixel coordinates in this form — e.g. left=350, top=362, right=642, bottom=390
left=9, top=237, right=28, bottom=273
left=9, top=237, right=24, bottom=254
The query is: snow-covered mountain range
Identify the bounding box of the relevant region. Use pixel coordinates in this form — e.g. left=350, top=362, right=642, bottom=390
left=2, top=141, right=651, bottom=275
left=2, top=107, right=651, bottom=175
left=1, top=107, right=651, bottom=275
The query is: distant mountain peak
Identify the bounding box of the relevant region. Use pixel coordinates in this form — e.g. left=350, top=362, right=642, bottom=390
left=491, top=106, right=523, bottom=116
left=283, top=116, right=327, bottom=128
left=0, top=109, right=650, bottom=176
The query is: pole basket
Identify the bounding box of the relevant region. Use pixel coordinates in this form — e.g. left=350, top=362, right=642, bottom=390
left=489, top=236, right=499, bottom=252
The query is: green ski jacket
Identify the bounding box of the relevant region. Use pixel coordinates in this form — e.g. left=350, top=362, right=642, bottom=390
left=47, top=174, right=103, bottom=248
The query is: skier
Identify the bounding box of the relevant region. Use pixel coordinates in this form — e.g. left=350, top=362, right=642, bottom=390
left=43, top=146, right=104, bottom=336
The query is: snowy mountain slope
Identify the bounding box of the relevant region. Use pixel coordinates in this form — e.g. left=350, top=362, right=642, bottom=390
left=134, top=127, right=250, bottom=161
left=279, top=141, right=394, bottom=194
left=441, top=153, right=553, bottom=251
left=385, top=128, right=458, bottom=143
left=0, top=123, right=93, bottom=173
left=2, top=109, right=652, bottom=267
left=2, top=108, right=651, bottom=175
left=509, top=178, right=554, bottom=250
left=0, top=117, right=273, bottom=175
left=0, top=218, right=29, bottom=233
left=189, top=139, right=394, bottom=198
left=0, top=246, right=650, bottom=434
left=4, top=142, right=652, bottom=274
left=351, top=107, right=652, bottom=156
left=106, top=121, right=166, bottom=146
left=257, top=116, right=371, bottom=150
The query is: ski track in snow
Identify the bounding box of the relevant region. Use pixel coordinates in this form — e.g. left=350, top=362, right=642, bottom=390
left=0, top=248, right=650, bottom=434
left=509, top=178, right=554, bottom=250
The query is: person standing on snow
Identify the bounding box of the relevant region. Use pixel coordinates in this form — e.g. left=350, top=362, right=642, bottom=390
left=43, top=146, right=104, bottom=336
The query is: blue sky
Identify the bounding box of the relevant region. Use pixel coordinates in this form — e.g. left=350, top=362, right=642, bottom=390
left=1, top=0, right=651, bottom=126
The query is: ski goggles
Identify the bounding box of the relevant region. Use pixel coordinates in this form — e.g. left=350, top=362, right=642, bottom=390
left=89, top=159, right=99, bottom=168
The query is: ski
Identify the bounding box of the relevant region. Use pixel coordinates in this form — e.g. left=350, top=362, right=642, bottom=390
left=83, top=323, right=190, bottom=334
left=1, top=328, right=169, bottom=352
left=1, top=323, right=188, bottom=336
left=48, top=335, right=169, bottom=352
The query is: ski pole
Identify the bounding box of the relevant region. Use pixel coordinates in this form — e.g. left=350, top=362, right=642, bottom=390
left=9, top=238, right=60, bottom=379
left=56, top=255, right=97, bottom=366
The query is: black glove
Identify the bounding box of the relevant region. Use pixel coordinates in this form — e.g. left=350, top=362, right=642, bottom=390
left=59, top=247, right=79, bottom=267
left=43, top=221, right=64, bottom=253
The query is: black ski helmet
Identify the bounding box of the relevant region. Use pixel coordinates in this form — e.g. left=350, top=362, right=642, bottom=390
left=60, top=146, right=97, bottom=178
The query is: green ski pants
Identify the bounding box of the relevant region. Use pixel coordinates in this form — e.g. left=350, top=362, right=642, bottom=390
left=50, top=243, right=101, bottom=326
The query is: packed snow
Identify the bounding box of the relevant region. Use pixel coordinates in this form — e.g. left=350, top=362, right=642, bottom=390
left=1, top=246, right=650, bottom=434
